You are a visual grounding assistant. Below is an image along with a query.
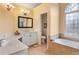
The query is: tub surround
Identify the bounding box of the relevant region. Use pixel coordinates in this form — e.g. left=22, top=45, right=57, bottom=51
left=0, top=32, right=28, bottom=55
left=53, top=39, right=79, bottom=49
left=0, top=39, right=28, bottom=55
left=50, top=36, right=79, bottom=49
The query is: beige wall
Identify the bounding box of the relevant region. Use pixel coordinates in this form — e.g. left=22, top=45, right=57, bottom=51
left=0, top=4, right=33, bottom=32
left=59, top=3, right=67, bottom=33
left=50, top=4, right=59, bottom=36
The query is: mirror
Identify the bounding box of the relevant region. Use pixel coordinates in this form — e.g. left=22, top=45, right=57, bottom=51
left=18, top=16, right=33, bottom=28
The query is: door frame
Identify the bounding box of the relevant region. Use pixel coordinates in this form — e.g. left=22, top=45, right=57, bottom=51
left=40, top=11, right=50, bottom=49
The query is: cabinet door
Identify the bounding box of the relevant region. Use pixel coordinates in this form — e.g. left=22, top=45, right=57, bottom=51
left=22, top=33, right=31, bottom=46
left=22, top=32, right=38, bottom=46
left=29, top=32, right=38, bottom=45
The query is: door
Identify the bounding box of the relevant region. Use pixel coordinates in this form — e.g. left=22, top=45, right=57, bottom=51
left=41, top=13, right=47, bottom=44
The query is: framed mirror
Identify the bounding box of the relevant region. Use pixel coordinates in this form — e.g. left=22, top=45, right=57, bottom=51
left=18, top=16, right=33, bottom=28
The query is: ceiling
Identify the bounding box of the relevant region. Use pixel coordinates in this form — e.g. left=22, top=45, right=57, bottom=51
left=15, top=3, right=41, bottom=9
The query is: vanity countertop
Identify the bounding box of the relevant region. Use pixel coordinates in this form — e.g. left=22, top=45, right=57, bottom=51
left=52, top=39, right=79, bottom=49
left=0, top=38, right=28, bottom=55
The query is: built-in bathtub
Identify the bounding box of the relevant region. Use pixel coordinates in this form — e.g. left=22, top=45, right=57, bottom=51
left=0, top=39, right=28, bottom=55
left=52, top=38, right=79, bottom=49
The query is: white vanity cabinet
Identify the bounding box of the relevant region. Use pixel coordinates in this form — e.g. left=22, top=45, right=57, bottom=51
left=22, top=32, right=38, bottom=46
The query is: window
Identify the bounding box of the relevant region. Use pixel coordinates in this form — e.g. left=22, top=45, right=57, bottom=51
left=65, top=3, right=79, bottom=35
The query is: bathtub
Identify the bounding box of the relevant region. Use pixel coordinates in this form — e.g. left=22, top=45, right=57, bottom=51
left=53, top=38, right=79, bottom=49
left=0, top=39, right=28, bottom=55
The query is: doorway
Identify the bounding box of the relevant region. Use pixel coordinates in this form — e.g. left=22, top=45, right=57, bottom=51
left=41, top=13, right=47, bottom=45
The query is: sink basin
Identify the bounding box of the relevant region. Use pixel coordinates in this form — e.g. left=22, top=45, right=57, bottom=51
left=0, top=39, right=9, bottom=47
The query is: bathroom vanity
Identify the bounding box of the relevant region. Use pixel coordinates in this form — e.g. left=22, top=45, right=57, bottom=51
left=14, top=32, right=38, bottom=46
left=22, top=32, right=38, bottom=46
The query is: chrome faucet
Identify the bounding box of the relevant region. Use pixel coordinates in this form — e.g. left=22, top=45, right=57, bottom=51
left=0, top=39, right=5, bottom=47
